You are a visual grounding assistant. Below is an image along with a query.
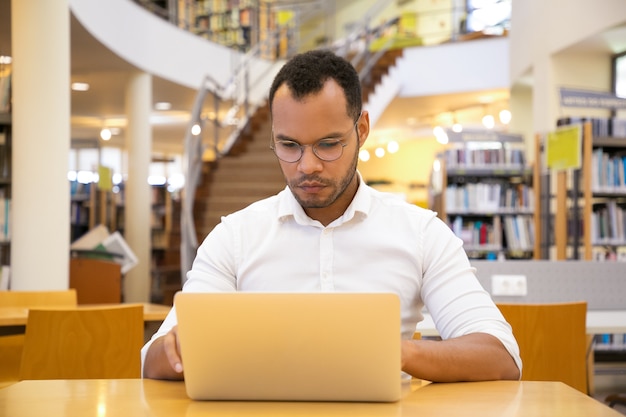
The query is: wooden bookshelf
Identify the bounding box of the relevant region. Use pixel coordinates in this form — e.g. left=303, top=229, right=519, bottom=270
left=549, top=118, right=626, bottom=261
left=432, top=130, right=536, bottom=259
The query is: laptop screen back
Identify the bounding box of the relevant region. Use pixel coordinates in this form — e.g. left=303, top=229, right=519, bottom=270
left=175, top=292, right=402, bottom=402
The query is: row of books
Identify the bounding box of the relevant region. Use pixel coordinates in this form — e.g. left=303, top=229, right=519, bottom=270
left=196, top=28, right=252, bottom=47
left=592, top=148, right=626, bottom=191
left=445, top=182, right=534, bottom=213
left=591, top=200, right=626, bottom=245
left=445, top=147, right=526, bottom=169
left=557, top=116, right=626, bottom=138
left=0, top=123, right=11, bottom=181
left=449, top=215, right=534, bottom=252
left=0, top=197, right=10, bottom=242
left=196, top=0, right=258, bottom=15
left=0, top=65, right=10, bottom=113
left=594, top=333, right=626, bottom=351
left=591, top=246, right=626, bottom=262
left=503, top=215, right=535, bottom=251
left=196, top=8, right=254, bottom=31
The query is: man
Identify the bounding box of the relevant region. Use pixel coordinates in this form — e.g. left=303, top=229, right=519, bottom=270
left=142, top=49, right=521, bottom=382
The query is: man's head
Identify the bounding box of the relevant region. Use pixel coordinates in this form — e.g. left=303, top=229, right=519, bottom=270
left=268, top=50, right=370, bottom=226
left=269, top=49, right=362, bottom=122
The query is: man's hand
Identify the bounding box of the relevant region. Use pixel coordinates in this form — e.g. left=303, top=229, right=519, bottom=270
left=143, top=326, right=185, bottom=380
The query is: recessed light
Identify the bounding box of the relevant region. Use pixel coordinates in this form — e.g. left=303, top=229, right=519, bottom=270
left=154, top=102, right=172, bottom=110
left=71, top=82, right=90, bottom=92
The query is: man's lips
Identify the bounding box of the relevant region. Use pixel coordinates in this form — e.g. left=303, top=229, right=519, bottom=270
left=298, top=182, right=325, bottom=193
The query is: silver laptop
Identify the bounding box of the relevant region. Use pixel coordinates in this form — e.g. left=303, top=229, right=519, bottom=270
left=175, top=292, right=402, bottom=402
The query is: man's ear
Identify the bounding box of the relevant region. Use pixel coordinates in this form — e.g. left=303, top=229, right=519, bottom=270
left=357, top=110, right=370, bottom=147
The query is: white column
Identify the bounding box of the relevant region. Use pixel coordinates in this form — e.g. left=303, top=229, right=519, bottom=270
left=10, top=0, right=70, bottom=289
left=124, top=72, right=152, bottom=303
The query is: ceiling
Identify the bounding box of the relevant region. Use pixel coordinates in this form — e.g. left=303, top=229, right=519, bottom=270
left=1, top=1, right=624, bottom=157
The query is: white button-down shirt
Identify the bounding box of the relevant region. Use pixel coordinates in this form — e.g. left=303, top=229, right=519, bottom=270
left=142, top=177, right=521, bottom=373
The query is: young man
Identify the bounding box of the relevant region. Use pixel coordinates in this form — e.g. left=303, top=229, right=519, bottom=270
left=142, top=50, right=521, bottom=382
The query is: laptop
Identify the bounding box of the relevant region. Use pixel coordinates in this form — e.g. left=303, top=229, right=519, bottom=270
left=174, top=292, right=402, bottom=402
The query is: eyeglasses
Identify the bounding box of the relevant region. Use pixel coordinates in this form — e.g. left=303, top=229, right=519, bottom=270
left=270, top=113, right=362, bottom=163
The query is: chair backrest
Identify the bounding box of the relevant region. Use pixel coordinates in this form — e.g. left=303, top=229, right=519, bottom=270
left=69, top=258, right=122, bottom=304
left=19, top=304, right=144, bottom=380
left=497, top=301, right=588, bottom=394
left=0, top=289, right=77, bottom=307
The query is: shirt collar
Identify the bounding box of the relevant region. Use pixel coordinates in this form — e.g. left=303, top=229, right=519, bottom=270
left=277, top=171, right=371, bottom=227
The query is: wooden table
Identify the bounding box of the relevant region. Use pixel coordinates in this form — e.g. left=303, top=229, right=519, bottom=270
left=0, top=303, right=171, bottom=326
left=0, top=379, right=621, bottom=416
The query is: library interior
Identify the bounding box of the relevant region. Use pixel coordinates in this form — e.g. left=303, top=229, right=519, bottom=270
left=1, top=0, right=626, bottom=415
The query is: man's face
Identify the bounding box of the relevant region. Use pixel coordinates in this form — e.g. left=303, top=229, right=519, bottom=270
left=270, top=80, right=369, bottom=223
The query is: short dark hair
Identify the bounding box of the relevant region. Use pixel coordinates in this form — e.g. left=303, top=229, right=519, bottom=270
left=268, top=49, right=362, bottom=121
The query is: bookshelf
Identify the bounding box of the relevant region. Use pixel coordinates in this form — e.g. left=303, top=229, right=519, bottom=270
left=194, top=0, right=260, bottom=52
left=432, top=130, right=537, bottom=259
left=0, top=113, right=10, bottom=266
left=551, top=118, right=626, bottom=261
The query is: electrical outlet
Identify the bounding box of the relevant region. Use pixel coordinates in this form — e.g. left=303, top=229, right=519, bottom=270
left=491, top=274, right=527, bottom=296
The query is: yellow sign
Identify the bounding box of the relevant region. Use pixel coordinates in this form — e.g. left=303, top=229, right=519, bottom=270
left=97, top=165, right=113, bottom=191
left=546, top=125, right=582, bottom=171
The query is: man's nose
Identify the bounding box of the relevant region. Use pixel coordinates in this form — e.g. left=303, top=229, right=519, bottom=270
left=297, top=145, right=323, bottom=173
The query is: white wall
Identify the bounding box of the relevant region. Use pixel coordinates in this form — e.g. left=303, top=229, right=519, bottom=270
left=510, top=0, right=626, bottom=83
left=69, top=0, right=277, bottom=104
left=397, top=37, right=510, bottom=96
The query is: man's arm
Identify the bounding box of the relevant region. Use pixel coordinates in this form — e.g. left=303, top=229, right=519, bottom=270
left=401, top=333, right=520, bottom=382
left=143, top=326, right=185, bottom=380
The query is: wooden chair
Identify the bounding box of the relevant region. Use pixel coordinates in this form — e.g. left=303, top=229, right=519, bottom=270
left=69, top=258, right=122, bottom=304
left=0, top=289, right=78, bottom=387
left=19, top=304, right=144, bottom=380
left=496, top=302, right=589, bottom=394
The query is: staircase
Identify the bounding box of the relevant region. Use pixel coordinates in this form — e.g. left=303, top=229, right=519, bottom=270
left=154, top=49, right=403, bottom=305
left=192, top=105, right=286, bottom=243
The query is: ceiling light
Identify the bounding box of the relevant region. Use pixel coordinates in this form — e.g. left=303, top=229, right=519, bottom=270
left=191, top=124, right=201, bottom=135
left=0, top=56, right=12, bottom=65
left=154, top=102, right=172, bottom=111
left=433, top=126, right=448, bottom=144
left=358, top=149, right=370, bottom=162
left=387, top=141, right=399, bottom=154
left=499, top=109, right=512, bottom=124
left=100, top=128, right=112, bottom=141
left=71, top=82, right=90, bottom=92
left=482, top=114, right=495, bottom=129
left=375, top=147, right=385, bottom=158
left=452, top=123, right=463, bottom=133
